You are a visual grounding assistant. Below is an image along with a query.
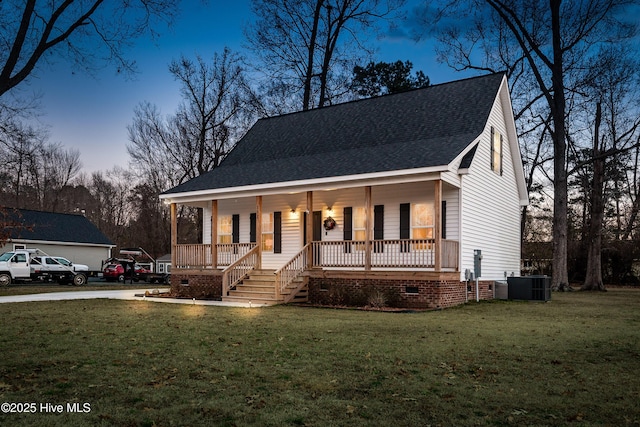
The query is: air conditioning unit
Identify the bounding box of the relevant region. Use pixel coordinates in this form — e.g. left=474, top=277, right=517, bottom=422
left=506, top=275, right=551, bottom=301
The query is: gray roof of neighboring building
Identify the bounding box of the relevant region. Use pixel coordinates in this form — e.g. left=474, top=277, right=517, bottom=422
left=4, top=208, right=114, bottom=246
left=164, top=73, right=504, bottom=195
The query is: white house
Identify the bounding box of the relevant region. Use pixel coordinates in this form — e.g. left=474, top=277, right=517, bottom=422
left=160, top=73, right=528, bottom=309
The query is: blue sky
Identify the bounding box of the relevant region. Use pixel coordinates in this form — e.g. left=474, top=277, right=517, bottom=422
left=31, top=0, right=465, bottom=174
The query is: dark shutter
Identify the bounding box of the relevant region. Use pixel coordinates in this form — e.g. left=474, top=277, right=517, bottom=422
left=441, top=201, right=447, bottom=240
left=374, top=205, right=384, bottom=253
left=313, top=211, right=322, bottom=241
left=249, top=213, right=256, bottom=243
left=232, top=214, right=240, bottom=244
left=500, top=133, right=504, bottom=176
left=274, top=211, right=282, bottom=253
left=400, top=203, right=410, bottom=253
left=374, top=205, right=384, bottom=239
left=343, top=207, right=352, bottom=253
left=490, top=126, right=495, bottom=171
left=303, top=212, right=308, bottom=245
left=343, top=207, right=353, bottom=240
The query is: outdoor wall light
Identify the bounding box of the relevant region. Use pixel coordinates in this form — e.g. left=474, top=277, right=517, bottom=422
left=326, top=206, right=334, bottom=215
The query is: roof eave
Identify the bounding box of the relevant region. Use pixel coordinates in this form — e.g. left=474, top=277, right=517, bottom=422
left=160, top=165, right=451, bottom=203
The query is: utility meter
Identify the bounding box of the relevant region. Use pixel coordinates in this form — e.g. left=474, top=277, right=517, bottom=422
left=473, top=249, right=482, bottom=278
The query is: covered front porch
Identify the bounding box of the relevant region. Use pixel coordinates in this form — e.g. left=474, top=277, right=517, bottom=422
left=166, top=179, right=465, bottom=307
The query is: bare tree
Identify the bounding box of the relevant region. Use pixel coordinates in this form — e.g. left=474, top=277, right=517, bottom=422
left=128, top=48, right=253, bottom=190
left=0, top=0, right=179, bottom=98
left=245, top=0, right=404, bottom=111
left=422, top=0, right=638, bottom=290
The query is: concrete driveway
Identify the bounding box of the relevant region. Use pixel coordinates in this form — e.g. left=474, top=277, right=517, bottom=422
left=0, top=288, right=260, bottom=307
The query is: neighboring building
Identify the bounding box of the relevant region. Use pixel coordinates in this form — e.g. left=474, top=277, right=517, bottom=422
left=1, top=208, right=114, bottom=271
left=156, top=253, right=172, bottom=274
left=160, top=73, right=528, bottom=309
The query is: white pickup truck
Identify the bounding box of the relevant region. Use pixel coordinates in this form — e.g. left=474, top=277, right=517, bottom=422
left=0, top=249, right=89, bottom=286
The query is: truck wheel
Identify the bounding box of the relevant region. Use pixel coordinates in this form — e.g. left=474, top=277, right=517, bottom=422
left=118, top=274, right=124, bottom=283
left=73, top=274, right=87, bottom=286
left=0, top=273, right=11, bottom=287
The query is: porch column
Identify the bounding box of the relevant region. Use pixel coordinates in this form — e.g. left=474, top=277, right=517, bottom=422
left=211, top=200, right=218, bottom=269
left=170, top=203, right=177, bottom=268
left=256, top=196, right=263, bottom=269
left=306, top=191, right=313, bottom=268
left=364, top=185, right=372, bottom=270
left=434, top=179, right=442, bottom=271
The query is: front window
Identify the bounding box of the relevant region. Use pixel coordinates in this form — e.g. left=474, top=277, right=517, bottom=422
left=353, top=207, right=367, bottom=250
left=262, top=213, right=274, bottom=252
left=218, top=216, right=232, bottom=244
left=412, top=203, right=434, bottom=250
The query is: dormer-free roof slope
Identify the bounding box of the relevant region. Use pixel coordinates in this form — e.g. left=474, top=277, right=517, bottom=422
left=4, top=208, right=114, bottom=246
left=164, top=73, right=505, bottom=195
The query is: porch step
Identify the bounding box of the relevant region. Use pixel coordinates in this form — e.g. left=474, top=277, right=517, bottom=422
left=223, top=269, right=309, bottom=305
left=224, top=269, right=278, bottom=304
left=280, top=276, right=309, bottom=303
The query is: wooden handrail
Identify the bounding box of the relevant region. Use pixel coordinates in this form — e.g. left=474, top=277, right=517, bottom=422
left=174, top=243, right=255, bottom=268
left=274, top=243, right=311, bottom=301
left=222, top=245, right=260, bottom=296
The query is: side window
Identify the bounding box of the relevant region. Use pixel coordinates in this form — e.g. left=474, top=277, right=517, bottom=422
left=491, top=126, right=503, bottom=175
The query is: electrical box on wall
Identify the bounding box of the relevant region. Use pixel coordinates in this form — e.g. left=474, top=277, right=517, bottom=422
left=473, top=250, right=482, bottom=278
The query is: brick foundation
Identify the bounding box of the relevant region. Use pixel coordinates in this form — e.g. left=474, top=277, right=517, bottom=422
left=307, top=271, right=495, bottom=310
left=465, top=280, right=496, bottom=301
left=170, top=270, right=222, bottom=300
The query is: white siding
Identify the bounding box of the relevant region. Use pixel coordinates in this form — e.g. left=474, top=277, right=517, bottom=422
left=459, top=90, right=522, bottom=281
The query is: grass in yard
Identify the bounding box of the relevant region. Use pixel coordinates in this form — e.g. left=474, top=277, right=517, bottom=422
left=0, top=289, right=639, bottom=426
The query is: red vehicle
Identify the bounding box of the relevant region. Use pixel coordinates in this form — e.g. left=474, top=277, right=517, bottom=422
left=103, top=261, right=150, bottom=282
left=103, top=263, right=125, bottom=282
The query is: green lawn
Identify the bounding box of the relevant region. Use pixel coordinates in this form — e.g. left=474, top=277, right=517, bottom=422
left=0, top=289, right=638, bottom=426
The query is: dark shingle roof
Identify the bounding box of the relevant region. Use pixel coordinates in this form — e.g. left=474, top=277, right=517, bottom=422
left=4, top=208, right=114, bottom=246
left=164, top=73, right=504, bottom=195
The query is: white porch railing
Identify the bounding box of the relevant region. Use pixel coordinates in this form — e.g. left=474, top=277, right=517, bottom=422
left=310, top=239, right=459, bottom=270
left=174, top=243, right=255, bottom=268
left=175, top=239, right=459, bottom=271
left=221, top=245, right=260, bottom=296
